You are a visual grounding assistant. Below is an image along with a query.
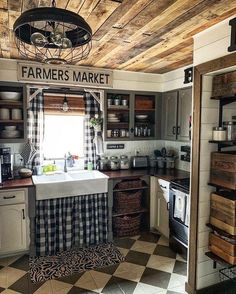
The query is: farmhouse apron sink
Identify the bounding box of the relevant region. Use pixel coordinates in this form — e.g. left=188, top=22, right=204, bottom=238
left=32, top=170, right=108, bottom=200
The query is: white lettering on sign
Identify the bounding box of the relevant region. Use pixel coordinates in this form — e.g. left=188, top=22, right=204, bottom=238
left=18, top=63, right=113, bottom=88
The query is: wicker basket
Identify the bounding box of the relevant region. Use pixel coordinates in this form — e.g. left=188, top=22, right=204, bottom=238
left=114, top=214, right=141, bottom=237
left=115, top=190, right=142, bottom=213
left=116, top=179, right=143, bottom=189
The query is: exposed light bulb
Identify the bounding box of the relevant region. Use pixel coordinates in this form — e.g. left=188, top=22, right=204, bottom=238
left=30, top=32, right=48, bottom=46
left=61, top=37, right=72, bottom=49
left=62, top=96, right=69, bottom=112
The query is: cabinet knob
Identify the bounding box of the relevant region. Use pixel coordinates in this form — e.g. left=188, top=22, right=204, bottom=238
left=3, top=195, right=16, bottom=199
left=172, top=126, right=176, bottom=135
left=130, top=127, right=134, bottom=133
left=22, top=209, right=25, bottom=220
left=177, top=126, right=180, bottom=135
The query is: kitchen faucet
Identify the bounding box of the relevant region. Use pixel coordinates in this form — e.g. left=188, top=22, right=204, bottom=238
left=64, top=154, right=67, bottom=173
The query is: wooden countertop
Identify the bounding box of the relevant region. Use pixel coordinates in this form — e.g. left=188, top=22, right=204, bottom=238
left=0, top=168, right=190, bottom=190
left=103, top=168, right=190, bottom=181
left=0, top=177, right=33, bottom=190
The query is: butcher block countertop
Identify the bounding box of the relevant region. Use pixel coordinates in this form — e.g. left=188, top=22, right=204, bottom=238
left=0, top=177, right=34, bottom=190
left=0, top=168, right=190, bottom=190
left=103, top=168, right=190, bottom=181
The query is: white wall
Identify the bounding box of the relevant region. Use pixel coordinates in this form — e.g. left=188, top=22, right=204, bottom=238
left=193, top=16, right=233, bottom=65
left=162, top=66, right=193, bottom=92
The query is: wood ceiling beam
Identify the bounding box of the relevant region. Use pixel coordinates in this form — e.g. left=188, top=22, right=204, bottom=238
left=78, top=0, right=100, bottom=20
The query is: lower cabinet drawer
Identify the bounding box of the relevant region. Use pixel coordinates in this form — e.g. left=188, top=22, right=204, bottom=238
left=0, top=190, right=25, bottom=205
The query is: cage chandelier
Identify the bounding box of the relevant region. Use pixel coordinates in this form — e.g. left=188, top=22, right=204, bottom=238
left=13, top=0, right=92, bottom=65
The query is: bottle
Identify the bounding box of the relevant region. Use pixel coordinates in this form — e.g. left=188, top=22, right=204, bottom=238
left=87, top=160, right=93, bottom=171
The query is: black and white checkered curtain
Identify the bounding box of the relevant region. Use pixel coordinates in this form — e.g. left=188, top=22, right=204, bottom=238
left=27, top=90, right=44, bottom=169
left=35, top=193, right=108, bottom=256
left=84, top=92, right=100, bottom=169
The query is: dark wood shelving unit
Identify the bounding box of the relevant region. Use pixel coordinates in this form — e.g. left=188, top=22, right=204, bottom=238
left=205, top=251, right=232, bottom=268
left=113, top=208, right=148, bottom=217
left=206, top=223, right=236, bottom=240
left=113, top=185, right=148, bottom=192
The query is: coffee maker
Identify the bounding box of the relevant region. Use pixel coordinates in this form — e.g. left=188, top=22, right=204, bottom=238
left=0, top=147, right=13, bottom=181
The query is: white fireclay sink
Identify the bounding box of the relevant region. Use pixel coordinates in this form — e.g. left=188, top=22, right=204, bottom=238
left=32, top=170, right=108, bottom=200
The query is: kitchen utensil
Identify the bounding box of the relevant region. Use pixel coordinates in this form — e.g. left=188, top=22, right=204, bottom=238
left=0, top=108, right=10, bottom=120
left=12, top=108, right=22, bottom=120
left=0, top=91, right=21, bottom=101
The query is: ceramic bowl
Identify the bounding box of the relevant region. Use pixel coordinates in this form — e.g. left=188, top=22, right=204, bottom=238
left=0, top=91, right=21, bottom=101
left=4, top=125, right=16, bottom=131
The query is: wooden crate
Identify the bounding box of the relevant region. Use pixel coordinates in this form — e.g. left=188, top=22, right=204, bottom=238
left=210, top=192, right=236, bottom=227
left=135, top=96, right=154, bottom=109
left=212, top=71, right=236, bottom=97
left=209, top=233, right=236, bottom=265
left=210, top=151, right=236, bottom=190
left=210, top=216, right=236, bottom=235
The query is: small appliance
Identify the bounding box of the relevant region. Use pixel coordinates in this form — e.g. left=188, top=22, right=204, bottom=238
left=131, top=156, right=149, bottom=169
left=0, top=147, right=13, bottom=181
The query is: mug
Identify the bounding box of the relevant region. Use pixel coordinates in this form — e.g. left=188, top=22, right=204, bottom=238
left=0, top=108, right=10, bottom=120
left=12, top=108, right=22, bottom=120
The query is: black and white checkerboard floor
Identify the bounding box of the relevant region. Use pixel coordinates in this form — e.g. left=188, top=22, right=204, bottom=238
left=0, top=233, right=187, bottom=294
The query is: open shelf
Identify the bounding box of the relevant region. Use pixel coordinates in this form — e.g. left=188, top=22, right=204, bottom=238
left=209, top=140, right=236, bottom=147
left=113, top=185, right=148, bottom=192
left=135, top=108, right=155, bottom=111
left=113, top=208, right=148, bottom=217
left=206, top=251, right=232, bottom=267
left=208, top=182, right=236, bottom=191
left=206, top=223, right=236, bottom=239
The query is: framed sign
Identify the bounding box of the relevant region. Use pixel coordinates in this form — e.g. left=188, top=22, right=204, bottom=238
left=106, top=144, right=125, bottom=149
left=17, top=62, right=113, bottom=88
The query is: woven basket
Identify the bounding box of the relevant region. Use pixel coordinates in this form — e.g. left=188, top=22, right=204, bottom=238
left=116, top=179, right=143, bottom=189
left=115, top=190, right=142, bottom=213
left=114, top=214, right=141, bottom=237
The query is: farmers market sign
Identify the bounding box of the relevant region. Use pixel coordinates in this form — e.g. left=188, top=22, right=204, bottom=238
left=17, top=62, right=113, bottom=88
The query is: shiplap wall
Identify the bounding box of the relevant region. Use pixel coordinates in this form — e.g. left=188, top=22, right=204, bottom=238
left=194, top=15, right=236, bottom=289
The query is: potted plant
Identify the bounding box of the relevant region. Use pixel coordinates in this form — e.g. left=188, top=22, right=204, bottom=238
left=89, top=115, right=103, bottom=132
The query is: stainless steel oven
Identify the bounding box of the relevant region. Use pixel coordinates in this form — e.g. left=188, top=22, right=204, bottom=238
left=169, top=178, right=190, bottom=257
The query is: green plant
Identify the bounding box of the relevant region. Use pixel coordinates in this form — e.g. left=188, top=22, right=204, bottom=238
left=89, top=116, right=103, bottom=128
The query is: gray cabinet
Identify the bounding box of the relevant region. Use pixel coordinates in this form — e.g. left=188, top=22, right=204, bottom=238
left=162, top=87, right=192, bottom=141
left=104, top=90, right=162, bottom=141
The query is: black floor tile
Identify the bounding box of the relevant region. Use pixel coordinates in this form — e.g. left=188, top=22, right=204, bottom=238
left=153, top=245, right=176, bottom=259
left=102, top=277, right=124, bottom=294
left=94, top=264, right=119, bottom=275
left=9, top=255, right=29, bottom=271
left=68, top=286, right=97, bottom=294
left=173, top=260, right=187, bottom=276
left=125, top=250, right=150, bottom=266
left=138, top=232, right=161, bottom=243
left=0, top=287, right=4, bottom=293
left=57, top=272, right=84, bottom=284
left=140, top=267, right=171, bottom=289
left=114, top=238, right=136, bottom=249
left=9, top=273, right=43, bottom=294
left=102, top=276, right=137, bottom=294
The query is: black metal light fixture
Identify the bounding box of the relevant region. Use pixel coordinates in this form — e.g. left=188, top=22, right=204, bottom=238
left=62, top=94, right=69, bottom=112
left=13, top=0, right=92, bottom=65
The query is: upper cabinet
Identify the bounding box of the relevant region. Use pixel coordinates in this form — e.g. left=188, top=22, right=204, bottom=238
left=162, top=87, right=192, bottom=141
left=0, top=82, right=27, bottom=143
left=104, top=90, right=162, bottom=141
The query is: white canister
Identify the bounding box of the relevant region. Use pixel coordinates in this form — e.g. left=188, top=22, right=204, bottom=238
left=212, top=127, right=226, bottom=141
left=0, top=108, right=10, bottom=120
left=12, top=108, right=22, bottom=120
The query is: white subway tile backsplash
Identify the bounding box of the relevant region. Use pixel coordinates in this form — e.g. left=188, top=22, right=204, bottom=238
left=200, top=123, right=216, bottom=140
left=197, top=246, right=210, bottom=263
left=198, top=231, right=209, bottom=248
left=198, top=217, right=210, bottom=233
left=200, top=140, right=217, bottom=155
left=199, top=171, right=210, bottom=187
left=200, top=155, right=211, bottom=171
left=202, top=76, right=213, bottom=92
left=201, top=92, right=219, bottom=108
left=197, top=260, right=219, bottom=279
left=201, top=108, right=218, bottom=124
left=199, top=186, right=213, bottom=202
left=197, top=272, right=220, bottom=290
left=199, top=202, right=210, bottom=218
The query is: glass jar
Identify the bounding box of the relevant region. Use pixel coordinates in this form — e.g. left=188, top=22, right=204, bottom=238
left=223, top=121, right=236, bottom=141
left=212, top=127, right=226, bottom=141
left=99, top=156, right=109, bottom=171
left=120, top=155, right=130, bottom=170
left=110, top=156, right=120, bottom=170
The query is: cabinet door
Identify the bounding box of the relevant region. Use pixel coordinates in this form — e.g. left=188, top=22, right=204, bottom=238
left=157, top=191, right=169, bottom=238
left=0, top=204, right=27, bottom=254
left=162, top=91, right=178, bottom=140
left=177, top=87, right=192, bottom=141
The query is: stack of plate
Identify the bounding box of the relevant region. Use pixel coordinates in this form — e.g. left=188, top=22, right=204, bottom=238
left=0, top=91, right=21, bottom=101
left=108, top=113, right=120, bottom=123
left=1, top=126, right=20, bottom=138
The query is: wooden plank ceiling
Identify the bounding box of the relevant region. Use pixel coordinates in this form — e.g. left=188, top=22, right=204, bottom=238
left=0, top=0, right=235, bottom=74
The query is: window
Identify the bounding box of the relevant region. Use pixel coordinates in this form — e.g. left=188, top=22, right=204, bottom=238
left=42, top=93, right=85, bottom=159
left=43, top=114, right=84, bottom=159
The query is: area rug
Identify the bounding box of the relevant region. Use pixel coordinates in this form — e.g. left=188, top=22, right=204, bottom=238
left=29, top=242, right=125, bottom=283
